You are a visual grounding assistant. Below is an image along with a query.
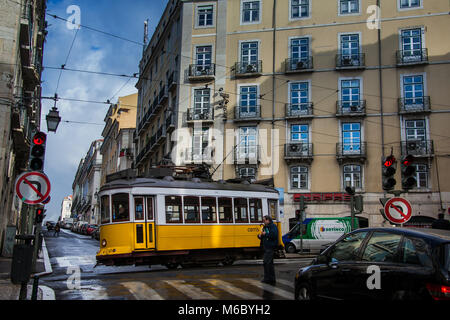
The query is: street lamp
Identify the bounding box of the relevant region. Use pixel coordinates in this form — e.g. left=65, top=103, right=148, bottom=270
left=46, top=106, right=61, bottom=133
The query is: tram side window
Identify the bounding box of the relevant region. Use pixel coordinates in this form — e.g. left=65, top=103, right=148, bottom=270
left=268, top=199, right=278, bottom=221
left=100, top=195, right=110, bottom=224
left=166, top=196, right=182, bottom=223
left=234, top=198, right=249, bottom=223
left=112, top=193, right=130, bottom=222
left=218, top=197, right=233, bottom=223
left=201, top=197, right=217, bottom=223
left=184, top=196, right=200, bottom=223
left=249, top=198, right=263, bottom=223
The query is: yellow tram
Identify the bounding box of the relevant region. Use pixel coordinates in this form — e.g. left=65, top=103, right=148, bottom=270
left=96, top=175, right=284, bottom=268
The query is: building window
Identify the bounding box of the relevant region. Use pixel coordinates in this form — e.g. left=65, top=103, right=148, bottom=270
left=413, top=164, right=428, bottom=188
left=399, top=0, right=421, bottom=9
left=290, top=82, right=310, bottom=113
left=340, top=0, right=359, bottom=14
left=239, top=86, right=258, bottom=116
left=290, top=37, right=310, bottom=65
left=238, top=166, right=256, bottom=179
left=193, top=88, right=211, bottom=115
left=405, top=119, right=426, bottom=142
left=340, top=34, right=360, bottom=62
left=197, top=5, right=213, bottom=27
left=343, top=164, right=362, bottom=189
left=291, top=0, right=310, bottom=19
left=291, top=166, right=309, bottom=190
left=401, top=29, right=423, bottom=61
left=290, top=124, right=309, bottom=143
left=402, top=75, right=425, bottom=108
left=242, top=0, right=260, bottom=24
left=195, top=46, right=212, bottom=69
left=341, top=79, right=361, bottom=109
left=241, top=41, right=258, bottom=65
left=192, top=127, right=210, bottom=161
left=238, top=127, right=258, bottom=159
left=342, top=122, right=361, bottom=154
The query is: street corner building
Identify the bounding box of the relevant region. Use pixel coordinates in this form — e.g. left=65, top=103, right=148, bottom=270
left=132, top=0, right=450, bottom=235
left=0, top=0, right=47, bottom=255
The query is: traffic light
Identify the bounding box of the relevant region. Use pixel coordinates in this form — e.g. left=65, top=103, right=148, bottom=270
left=401, top=155, right=417, bottom=190
left=382, top=155, right=397, bottom=191
left=353, top=195, right=364, bottom=213
left=29, top=132, right=47, bottom=172
left=35, top=207, right=44, bottom=224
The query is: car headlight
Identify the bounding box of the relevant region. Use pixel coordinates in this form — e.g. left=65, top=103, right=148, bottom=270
left=101, top=239, right=107, bottom=247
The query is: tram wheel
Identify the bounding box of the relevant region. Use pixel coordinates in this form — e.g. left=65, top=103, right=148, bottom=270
left=222, top=256, right=235, bottom=266
left=165, top=263, right=179, bottom=270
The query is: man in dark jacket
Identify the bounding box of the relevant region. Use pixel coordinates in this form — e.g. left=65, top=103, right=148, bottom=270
left=258, top=215, right=279, bottom=285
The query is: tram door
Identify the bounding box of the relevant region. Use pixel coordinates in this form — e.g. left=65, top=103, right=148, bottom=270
left=134, top=197, right=156, bottom=250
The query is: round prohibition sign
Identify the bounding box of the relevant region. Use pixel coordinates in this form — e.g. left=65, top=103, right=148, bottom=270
left=384, top=197, right=412, bottom=224
left=15, top=171, right=51, bottom=205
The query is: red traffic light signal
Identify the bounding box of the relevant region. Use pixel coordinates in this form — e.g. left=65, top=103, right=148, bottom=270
left=29, top=132, right=47, bottom=172
left=384, top=155, right=396, bottom=168
left=33, top=132, right=46, bottom=146
left=35, top=208, right=44, bottom=224
left=382, top=155, right=397, bottom=191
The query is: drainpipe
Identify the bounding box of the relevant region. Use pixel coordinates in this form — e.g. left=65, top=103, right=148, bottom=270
left=271, top=0, right=277, bottom=181
left=377, top=0, right=385, bottom=159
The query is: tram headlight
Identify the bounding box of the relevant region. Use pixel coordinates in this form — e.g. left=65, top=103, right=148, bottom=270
left=101, top=239, right=107, bottom=247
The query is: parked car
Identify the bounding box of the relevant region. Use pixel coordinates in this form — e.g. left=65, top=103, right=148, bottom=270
left=294, top=227, right=450, bottom=300
left=92, top=228, right=100, bottom=240
left=80, top=224, right=89, bottom=235
left=86, top=225, right=98, bottom=236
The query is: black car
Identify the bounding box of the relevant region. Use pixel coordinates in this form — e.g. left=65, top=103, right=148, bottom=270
left=294, top=227, right=450, bottom=300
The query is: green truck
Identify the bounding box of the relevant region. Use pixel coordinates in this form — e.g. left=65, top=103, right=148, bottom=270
left=282, top=217, right=359, bottom=253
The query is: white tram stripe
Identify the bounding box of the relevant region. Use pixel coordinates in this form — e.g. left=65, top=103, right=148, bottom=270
left=163, top=280, right=218, bottom=300
left=241, top=279, right=294, bottom=300
left=121, top=282, right=164, bottom=300
left=202, top=279, right=261, bottom=300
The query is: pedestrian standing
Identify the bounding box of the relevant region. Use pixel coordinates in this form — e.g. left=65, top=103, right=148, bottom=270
left=54, top=223, right=61, bottom=237
left=258, top=215, right=279, bottom=285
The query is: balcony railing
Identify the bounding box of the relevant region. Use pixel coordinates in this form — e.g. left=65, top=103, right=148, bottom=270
left=234, top=105, right=261, bottom=121
left=158, top=85, right=168, bottom=105
left=336, top=53, right=365, bottom=69
left=284, top=57, right=314, bottom=73
left=184, top=147, right=215, bottom=164
left=165, top=113, right=175, bottom=133
left=398, top=96, right=431, bottom=114
left=186, top=107, right=214, bottom=122
left=284, top=143, right=313, bottom=163
left=401, top=140, right=434, bottom=157
left=234, top=146, right=260, bottom=164
left=336, top=142, right=367, bottom=163
left=187, top=64, right=216, bottom=81
left=336, top=100, right=366, bottom=117
left=396, top=49, right=428, bottom=66
left=167, top=71, right=178, bottom=91
left=285, top=103, right=314, bottom=119
left=233, top=61, right=262, bottom=78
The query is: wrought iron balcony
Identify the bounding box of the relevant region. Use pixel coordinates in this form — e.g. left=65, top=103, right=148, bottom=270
left=165, top=113, right=175, bottom=133
left=234, top=146, right=260, bottom=164
left=155, top=126, right=166, bottom=144
left=184, top=147, right=215, bottom=164
left=284, top=143, right=313, bottom=163
left=186, top=107, right=214, bottom=122
left=285, top=103, right=314, bottom=119
left=234, top=105, right=261, bottom=122
left=398, top=96, right=431, bottom=114
left=336, top=53, right=365, bottom=69
left=401, top=140, right=434, bottom=158
left=158, top=85, right=169, bottom=105
left=167, top=71, right=178, bottom=91
left=396, top=49, right=428, bottom=66
left=187, top=64, right=216, bottom=81
left=336, top=142, right=367, bottom=163
left=233, top=61, right=262, bottom=78
left=336, top=100, right=366, bottom=117
left=284, top=57, right=314, bottom=73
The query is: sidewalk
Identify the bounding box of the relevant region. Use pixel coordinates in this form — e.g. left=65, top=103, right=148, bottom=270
left=0, top=238, right=54, bottom=300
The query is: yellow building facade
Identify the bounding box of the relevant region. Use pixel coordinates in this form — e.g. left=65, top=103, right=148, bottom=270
left=135, top=0, right=450, bottom=233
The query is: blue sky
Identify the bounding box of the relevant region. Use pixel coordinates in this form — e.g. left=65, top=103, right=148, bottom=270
left=41, top=0, right=168, bottom=221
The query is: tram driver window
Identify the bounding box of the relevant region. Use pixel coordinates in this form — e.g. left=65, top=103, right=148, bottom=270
left=100, top=195, right=110, bottom=224
left=201, top=197, right=217, bottom=223
left=184, top=196, right=200, bottom=223
left=112, top=193, right=130, bottom=222
left=218, top=197, right=233, bottom=223
left=166, top=196, right=182, bottom=223
left=234, top=198, right=249, bottom=223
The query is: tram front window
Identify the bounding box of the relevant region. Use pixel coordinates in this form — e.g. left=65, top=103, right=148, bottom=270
left=100, top=195, right=110, bottom=224
left=112, top=193, right=130, bottom=222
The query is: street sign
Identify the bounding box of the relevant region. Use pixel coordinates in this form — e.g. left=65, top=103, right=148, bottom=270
left=383, top=197, right=412, bottom=224
left=15, top=172, right=51, bottom=205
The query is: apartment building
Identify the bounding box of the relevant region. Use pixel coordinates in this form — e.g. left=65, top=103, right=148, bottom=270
left=135, top=0, right=450, bottom=233
left=60, top=195, right=73, bottom=221
left=0, top=0, right=46, bottom=252
left=100, top=93, right=137, bottom=186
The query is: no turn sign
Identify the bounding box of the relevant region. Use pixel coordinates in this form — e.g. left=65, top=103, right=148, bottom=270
left=15, top=172, right=51, bottom=205
left=384, top=197, right=412, bottom=224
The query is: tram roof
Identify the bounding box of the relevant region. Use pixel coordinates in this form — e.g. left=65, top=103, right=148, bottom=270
left=100, top=177, right=279, bottom=194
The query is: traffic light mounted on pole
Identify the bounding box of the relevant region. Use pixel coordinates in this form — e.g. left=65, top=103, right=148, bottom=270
left=401, top=155, right=417, bottom=190
left=29, top=132, right=47, bottom=172
left=34, top=207, right=44, bottom=224
left=382, top=155, right=397, bottom=191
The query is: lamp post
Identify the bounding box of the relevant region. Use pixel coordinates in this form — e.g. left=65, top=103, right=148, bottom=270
left=46, top=106, right=61, bottom=133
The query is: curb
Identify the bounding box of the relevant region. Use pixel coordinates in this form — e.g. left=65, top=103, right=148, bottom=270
left=34, top=238, right=55, bottom=300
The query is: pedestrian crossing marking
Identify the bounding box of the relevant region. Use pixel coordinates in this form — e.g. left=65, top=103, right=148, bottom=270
left=51, top=255, right=96, bottom=268
left=275, top=278, right=295, bottom=289
left=163, top=280, right=218, bottom=300
left=203, top=279, right=261, bottom=300
left=241, top=279, right=293, bottom=300
left=121, top=281, right=164, bottom=300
